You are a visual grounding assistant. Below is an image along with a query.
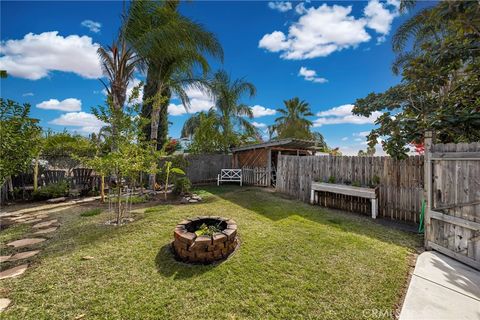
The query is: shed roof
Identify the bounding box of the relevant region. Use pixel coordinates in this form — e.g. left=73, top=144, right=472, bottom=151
left=231, top=138, right=318, bottom=152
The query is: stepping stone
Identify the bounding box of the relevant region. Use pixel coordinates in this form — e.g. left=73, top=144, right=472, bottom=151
left=20, top=218, right=42, bottom=224
left=33, top=227, right=57, bottom=235
left=0, top=264, right=28, bottom=280
left=0, top=298, right=11, bottom=312
left=0, top=256, right=12, bottom=263
left=7, top=238, right=45, bottom=248
left=32, top=219, right=58, bottom=229
left=46, top=197, right=66, bottom=203
left=9, top=250, right=40, bottom=261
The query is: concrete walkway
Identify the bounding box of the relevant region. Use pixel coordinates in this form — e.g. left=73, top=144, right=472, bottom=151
left=400, top=251, right=480, bottom=320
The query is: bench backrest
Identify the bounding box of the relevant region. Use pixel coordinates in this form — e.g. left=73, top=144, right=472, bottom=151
left=220, top=169, right=242, bottom=180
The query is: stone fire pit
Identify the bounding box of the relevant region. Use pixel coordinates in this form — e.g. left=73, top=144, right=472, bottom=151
left=172, top=216, right=238, bottom=263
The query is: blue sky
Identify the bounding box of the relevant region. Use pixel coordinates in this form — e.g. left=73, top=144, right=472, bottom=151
left=1, top=1, right=431, bottom=155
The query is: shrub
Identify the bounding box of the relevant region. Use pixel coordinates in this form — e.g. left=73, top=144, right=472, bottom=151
left=32, top=181, right=69, bottom=200
left=80, top=208, right=102, bottom=217
left=327, top=175, right=336, bottom=183
left=371, top=175, right=381, bottom=187
left=352, top=181, right=361, bottom=187
left=128, top=195, right=148, bottom=204
left=173, top=177, right=191, bottom=195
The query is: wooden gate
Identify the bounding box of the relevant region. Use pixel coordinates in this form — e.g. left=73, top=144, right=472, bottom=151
left=242, top=167, right=269, bottom=186
left=424, top=132, right=480, bottom=270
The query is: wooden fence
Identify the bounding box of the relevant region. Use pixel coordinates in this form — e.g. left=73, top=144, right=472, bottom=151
left=242, top=167, right=269, bottom=186
left=184, top=154, right=232, bottom=184
left=425, top=139, right=480, bottom=270
left=276, top=155, right=424, bottom=223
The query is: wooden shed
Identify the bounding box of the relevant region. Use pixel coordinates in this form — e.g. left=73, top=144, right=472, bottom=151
left=231, top=138, right=318, bottom=187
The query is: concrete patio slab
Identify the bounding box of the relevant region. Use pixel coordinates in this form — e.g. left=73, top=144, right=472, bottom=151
left=400, top=251, right=480, bottom=320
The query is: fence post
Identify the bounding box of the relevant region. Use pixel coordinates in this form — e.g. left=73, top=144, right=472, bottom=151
left=424, top=131, right=433, bottom=250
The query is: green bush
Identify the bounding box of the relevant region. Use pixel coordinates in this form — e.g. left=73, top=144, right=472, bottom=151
left=80, top=208, right=102, bottom=217
left=327, top=175, right=336, bottom=183
left=32, top=181, right=69, bottom=200
left=173, top=177, right=191, bottom=195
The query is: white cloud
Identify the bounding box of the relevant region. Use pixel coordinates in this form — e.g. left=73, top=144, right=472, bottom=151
left=313, top=104, right=381, bottom=127
left=251, top=105, right=276, bottom=117
left=251, top=121, right=267, bottom=128
left=259, top=4, right=371, bottom=60
left=341, top=137, right=348, bottom=141
left=259, top=1, right=401, bottom=60
left=22, top=92, right=34, bottom=97
left=36, top=98, right=82, bottom=112
left=0, top=31, right=102, bottom=80
left=364, top=0, right=399, bottom=42
left=268, top=1, right=292, bottom=12
left=298, top=66, right=328, bottom=83
left=353, top=131, right=370, bottom=137
left=295, top=2, right=308, bottom=14
left=81, top=20, right=102, bottom=33
left=354, top=138, right=363, bottom=142
left=338, top=143, right=387, bottom=156
left=168, top=87, right=214, bottom=116
left=258, top=31, right=291, bottom=53
left=50, top=112, right=106, bottom=134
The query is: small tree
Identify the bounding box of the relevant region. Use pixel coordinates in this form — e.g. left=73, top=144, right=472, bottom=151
left=0, top=99, right=41, bottom=198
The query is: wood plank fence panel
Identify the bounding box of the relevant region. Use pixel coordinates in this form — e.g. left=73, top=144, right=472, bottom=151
left=426, top=141, right=480, bottom=269
left=276, top=155, right=424, bottom=223
left=184, top=154, right=232, bottom=184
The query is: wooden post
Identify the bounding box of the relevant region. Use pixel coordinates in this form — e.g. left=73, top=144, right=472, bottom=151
left=267, top=148, right=272, bottom=187
left=424, top=131, right=433, bottom=250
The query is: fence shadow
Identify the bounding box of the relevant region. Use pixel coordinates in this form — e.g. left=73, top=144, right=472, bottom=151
left=210, top=186, right=423, bottom=250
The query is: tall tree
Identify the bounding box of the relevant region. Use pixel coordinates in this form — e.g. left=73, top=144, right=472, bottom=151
left=124, top=0, right=223, bottom=151
left=353, top=1, right=480, bottom=159
left=275, top=97, right=314, bottom=139
left=181, top=70, right=257, bottom=153
left=97, top=32, right=137, bottom=149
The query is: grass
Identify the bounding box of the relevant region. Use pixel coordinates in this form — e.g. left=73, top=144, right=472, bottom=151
left=1, top=186, right=421, bottom=319
left=80, top=208, right=102, bottom=217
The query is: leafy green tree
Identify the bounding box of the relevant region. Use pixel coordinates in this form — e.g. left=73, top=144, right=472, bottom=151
left=182, top=70, right=258, bottom=152
left=188, top=111, right=225, bottom=154
left=124, top=0, right=223, bottom=151
left=0, top=99, right=41, bottom=188
left=353, top=1, right=480, bottom=159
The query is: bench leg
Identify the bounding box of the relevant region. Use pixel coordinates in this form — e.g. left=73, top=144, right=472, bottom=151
left=371, top=199, right=378, bottom=219
left=310, top=190, right=315, bottom=204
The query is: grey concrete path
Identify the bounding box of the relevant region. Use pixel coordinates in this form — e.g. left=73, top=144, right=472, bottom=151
left=400, top=251, right=480, bottom=320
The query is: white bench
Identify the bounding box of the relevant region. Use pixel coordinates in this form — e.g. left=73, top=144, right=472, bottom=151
left=310, top=182, right=378, bottom=219
left=217, top=169, right=242, bottom=186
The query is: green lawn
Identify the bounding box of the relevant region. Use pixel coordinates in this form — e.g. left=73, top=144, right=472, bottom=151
left=1, top=186, right=421, bottom=319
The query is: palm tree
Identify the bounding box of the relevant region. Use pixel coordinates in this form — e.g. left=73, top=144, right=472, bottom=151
left=275, top=97, right=313, bottom=139
left=124, top=0, right=223, bottom=150
left=181, top=108, right=216, bottom=139
left=267, top=124, right=277, bottom=141
left=97, top=33, right=137, bottom=150
left=391, top=1, right=480, bottom=74
left=211, top=70, right=257, bottom=143
left=180, top=70, right=257, bottom=152
left=124, top=0, right=223, bottom=188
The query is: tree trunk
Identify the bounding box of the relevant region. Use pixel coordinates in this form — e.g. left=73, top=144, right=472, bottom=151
left=149, top=106, right=160, bottom=190
left=100, top=174, right=105, bottom=203
left=33, top=156, right=39, bottom=192
left=116, top=182, right=122, bottom=225
left=157, top=88, right=171, bottom=150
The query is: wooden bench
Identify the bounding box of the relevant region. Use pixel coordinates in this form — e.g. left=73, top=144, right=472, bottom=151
left=217, top=169, right=242, bottom=186
left=310, top=182, right=378, bottom=219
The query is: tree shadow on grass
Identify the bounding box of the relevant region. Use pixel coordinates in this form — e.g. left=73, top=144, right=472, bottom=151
left=207, top=186, right=423, bottom=250
left=154, top=243, right=218, bottom=280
